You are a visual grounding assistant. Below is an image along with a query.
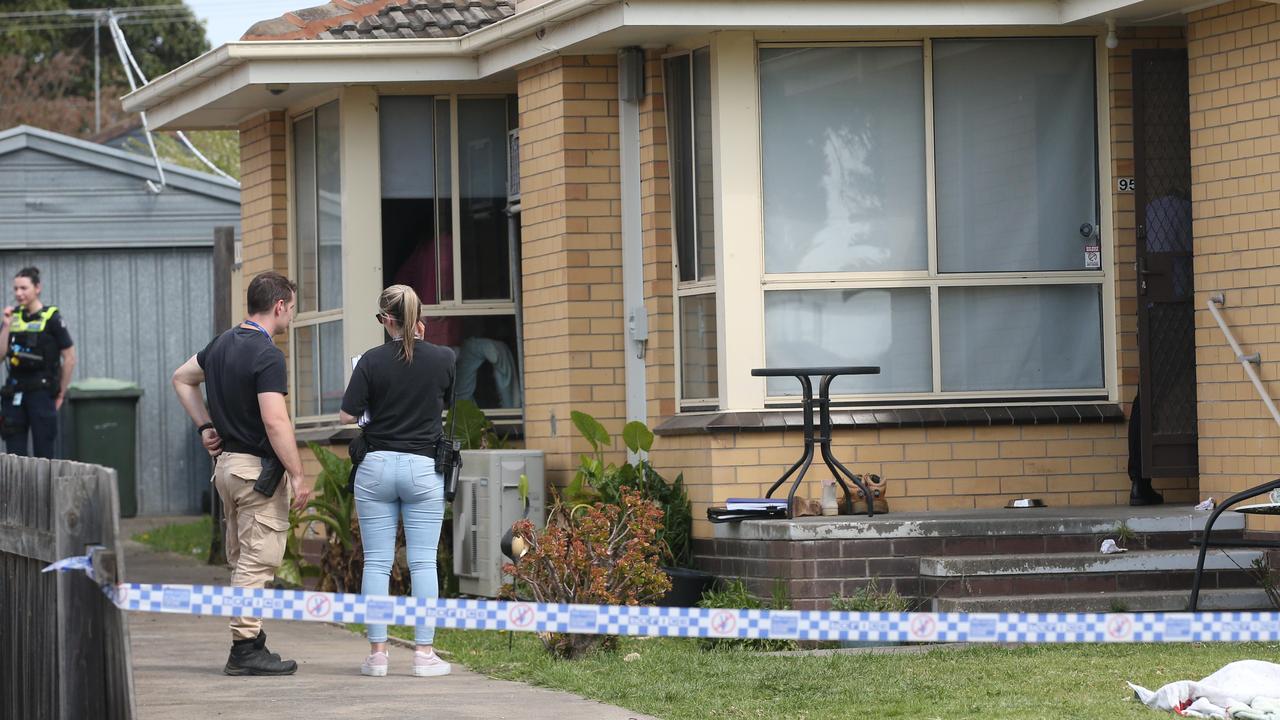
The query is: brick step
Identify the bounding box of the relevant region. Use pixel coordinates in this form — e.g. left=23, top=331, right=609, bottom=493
left=921, top=568, right=1259, bottom=598
left=920, top=549, right=1265, bottom=598
left=947, top=529, right=1244, bottom=556
left=931, top=588, right=1275, bottom=613
left=920, top=549, right=1264, bottom=577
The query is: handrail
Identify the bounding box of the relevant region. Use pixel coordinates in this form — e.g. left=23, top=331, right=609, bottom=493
left=1206, top=293, right=1280, bottom=430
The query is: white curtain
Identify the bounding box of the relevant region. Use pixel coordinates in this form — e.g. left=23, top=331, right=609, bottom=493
left=764, top=289, right=932, bottom=395
left=940, top=285, right=1103, bottom=391
left=934, top=38, right=1098, bottom=273
left=760, top=46, right=927, bottom=274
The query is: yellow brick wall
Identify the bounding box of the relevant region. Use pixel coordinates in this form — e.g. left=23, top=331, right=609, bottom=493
left=1188, top=0, right=1280, bottom=534
left=239, top=111, right=289, bottom=281
left=518, top=55, right=629, bottom=484
left=238, top=110, right=291, bottom=357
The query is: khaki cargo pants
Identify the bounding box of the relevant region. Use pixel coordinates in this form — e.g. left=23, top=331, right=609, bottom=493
left=213, top=452, right=291, bottom=641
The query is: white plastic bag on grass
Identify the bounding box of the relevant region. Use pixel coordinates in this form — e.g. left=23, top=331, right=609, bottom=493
left=1129, top=660, right=1280, bottom=718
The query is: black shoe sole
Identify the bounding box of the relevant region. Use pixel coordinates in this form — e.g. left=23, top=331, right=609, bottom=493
left=223, top=662, right=298, bottom=676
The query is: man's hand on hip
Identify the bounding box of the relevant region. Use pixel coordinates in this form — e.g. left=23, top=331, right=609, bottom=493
left=200, top=428, right=223, bottom=456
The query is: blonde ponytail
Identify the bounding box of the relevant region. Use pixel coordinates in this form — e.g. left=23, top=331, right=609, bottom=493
left=379, top=284, right=422, bottom=364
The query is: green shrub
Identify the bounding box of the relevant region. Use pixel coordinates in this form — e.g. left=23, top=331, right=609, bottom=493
left=502, top=488, right=671, bottom=659
left=829, top=578, right=911, bottom=612
left=696, top=578, right=797, bottom=652
left=564, top=410, right=694, bottom=568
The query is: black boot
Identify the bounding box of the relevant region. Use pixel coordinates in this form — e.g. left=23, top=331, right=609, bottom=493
left=253, top=630, right=281, bottom=661
left=224, top=636, right=298, bottom=676
left=1130, top=478, right=1164, bottom=506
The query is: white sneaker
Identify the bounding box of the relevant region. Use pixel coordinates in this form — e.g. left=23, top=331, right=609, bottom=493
left=361, top=651, right=389, bottom=677
left=412, top=650, right=451, bottom=677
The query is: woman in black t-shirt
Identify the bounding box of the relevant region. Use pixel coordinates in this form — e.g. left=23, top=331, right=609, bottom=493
left=339, top=284, right=456, bottom=678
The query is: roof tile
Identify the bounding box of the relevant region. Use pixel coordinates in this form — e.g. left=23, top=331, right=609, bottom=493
left=243, top=0, right=514, bottom=41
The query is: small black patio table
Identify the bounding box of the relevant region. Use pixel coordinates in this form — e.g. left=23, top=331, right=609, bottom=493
left=1187, top=477, right=1280, bottom=610
left=750, top=366, right=881, bottom=519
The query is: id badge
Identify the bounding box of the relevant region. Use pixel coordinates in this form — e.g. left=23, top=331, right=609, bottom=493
left=12, top=392, right=22, bottom=407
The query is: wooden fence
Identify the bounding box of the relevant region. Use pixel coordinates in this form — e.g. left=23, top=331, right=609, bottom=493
left=0, top=455, right=135, bottom=720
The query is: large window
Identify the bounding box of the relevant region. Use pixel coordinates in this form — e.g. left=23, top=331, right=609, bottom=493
left=379, top=94, right=522, bottom=414
left=759, top=38, right=1104, bottom=400
left=292, top=101, right=344, bottom=418
left=666, top=48, right=718, bottom=407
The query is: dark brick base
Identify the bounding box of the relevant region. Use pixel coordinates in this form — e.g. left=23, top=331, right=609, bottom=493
left=693, top=528, right=1251, bottom=611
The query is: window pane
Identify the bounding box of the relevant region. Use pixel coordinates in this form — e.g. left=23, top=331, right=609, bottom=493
left=940, top=285, right=1103, bottom=391
left=292, top=114, right=318, bottom=312
left=764, top=288, right=931, bottom=395
left=459, top=98, right=511, bottom=301
left=934, top=38, right=1098, bottom=273
left=761, top=46, right=927, bottom=273
left=316, top=102, right=342, bottom=311
left=425, top=314, right=522, bottom=410
left=294, top=320, right=344, bottom=417
left=381, top=97, right=452, bottom=307
left=693, top=47, right=715, bottom=282
left=436, top=98, right=454, bottom=303
left=664, top=54, right=696, bottom=283
left=379, top=96, right=435, bottom=198
left=680, top=294, right=718, bottom=400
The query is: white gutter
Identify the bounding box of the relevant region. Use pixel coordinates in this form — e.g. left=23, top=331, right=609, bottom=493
left=123, top=0, right=615, bottom=114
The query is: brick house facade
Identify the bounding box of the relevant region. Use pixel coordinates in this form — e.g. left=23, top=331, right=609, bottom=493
left=127, top=0, right=1280, bottom=582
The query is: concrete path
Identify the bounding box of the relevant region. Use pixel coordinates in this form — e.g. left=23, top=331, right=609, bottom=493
left=121, top=516, right=656, bottom=720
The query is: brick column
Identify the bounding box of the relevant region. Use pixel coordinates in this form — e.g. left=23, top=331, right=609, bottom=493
left=1188, top=0, right=1280, bottom=536
left=518, top=55, right=627, bottom=483
left=237, top=110, right=289, bottom=358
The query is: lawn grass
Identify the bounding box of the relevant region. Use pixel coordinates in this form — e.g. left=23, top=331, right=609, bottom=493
left=131, top=516, right=212, bottom=559
left=142, top=517, right=1277, bottom=718
left=408, top=627, right=1276, bottom=720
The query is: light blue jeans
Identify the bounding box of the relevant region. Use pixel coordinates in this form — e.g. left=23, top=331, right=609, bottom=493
left=354, top=450, right=445, bottom=645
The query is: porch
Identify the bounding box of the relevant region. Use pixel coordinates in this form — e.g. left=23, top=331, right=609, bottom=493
left=696, top=505, right=1274, bottom=612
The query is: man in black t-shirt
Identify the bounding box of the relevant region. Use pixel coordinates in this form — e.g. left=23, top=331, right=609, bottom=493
left=172, top=271, right=311, bottom=676
left=0, top=266, right=76, bottom=458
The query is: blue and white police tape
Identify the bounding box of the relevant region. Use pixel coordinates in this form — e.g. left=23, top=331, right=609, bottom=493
left=45, top=556, right=1280, bottom=644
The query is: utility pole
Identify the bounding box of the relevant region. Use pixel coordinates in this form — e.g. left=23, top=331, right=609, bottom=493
left=93, top=12, right=101, bottom=134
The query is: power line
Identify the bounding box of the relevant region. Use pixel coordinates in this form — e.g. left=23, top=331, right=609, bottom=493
left=0, top=5, right=189, bottom=20
left=0, top=16, right=197, bottom=33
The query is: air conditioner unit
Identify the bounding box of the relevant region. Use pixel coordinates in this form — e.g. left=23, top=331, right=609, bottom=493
left=453, top=449, right=545, bottom=597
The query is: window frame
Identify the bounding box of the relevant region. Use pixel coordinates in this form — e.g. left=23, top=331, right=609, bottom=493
left=756, top=37, right=1112, bottom=405
left=379, top=91, right=524, bottom=420
left=287, top=97, right=347, bottom=424
left=690, top=30, right=1117, bottom=412
left=665, top=48, right=721, bottom=411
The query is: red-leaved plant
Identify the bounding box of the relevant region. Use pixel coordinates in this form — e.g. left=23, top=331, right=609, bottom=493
left=502, top=488, right=671, bottom=659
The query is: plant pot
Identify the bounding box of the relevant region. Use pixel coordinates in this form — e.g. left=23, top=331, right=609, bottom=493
left=658, top=566, right=715, bottom=607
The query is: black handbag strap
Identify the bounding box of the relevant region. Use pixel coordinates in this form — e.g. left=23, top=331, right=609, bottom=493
left=445, top=376, right=458, bottom=441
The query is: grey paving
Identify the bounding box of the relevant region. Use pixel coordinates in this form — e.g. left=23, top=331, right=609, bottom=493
left=121, top=516, right=656, bottom=720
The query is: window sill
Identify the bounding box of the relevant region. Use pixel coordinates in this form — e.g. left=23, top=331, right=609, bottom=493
left=652, top=403, right=1124, bottom=436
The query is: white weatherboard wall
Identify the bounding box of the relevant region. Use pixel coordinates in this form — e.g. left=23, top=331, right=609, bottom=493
left=0, top=126, right=240, bottom=514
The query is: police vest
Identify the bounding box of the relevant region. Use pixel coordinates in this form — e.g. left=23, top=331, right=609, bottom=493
left=8, top=306, right=61, bottom=381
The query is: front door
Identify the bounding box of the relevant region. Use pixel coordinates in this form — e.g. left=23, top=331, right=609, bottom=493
left=1133, top=48, right=1198, bottom=477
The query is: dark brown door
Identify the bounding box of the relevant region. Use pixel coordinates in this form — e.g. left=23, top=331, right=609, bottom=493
left=1133, top=48, right=1198, bottom=477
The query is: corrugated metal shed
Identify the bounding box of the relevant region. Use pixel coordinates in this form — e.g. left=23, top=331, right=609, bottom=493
left=0, top=125, right=240, bottom=515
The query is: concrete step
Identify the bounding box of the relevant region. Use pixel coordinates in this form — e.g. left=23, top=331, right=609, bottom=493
left=920, top=549, right=1265, bottom=577
left=932, top=588, right=1276, bottom=613
left=718, top=505, right=1242, bottom=541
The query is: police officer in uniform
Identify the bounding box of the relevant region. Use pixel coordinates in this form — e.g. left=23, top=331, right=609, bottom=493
left=0, top=267, right=76, bottom=458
